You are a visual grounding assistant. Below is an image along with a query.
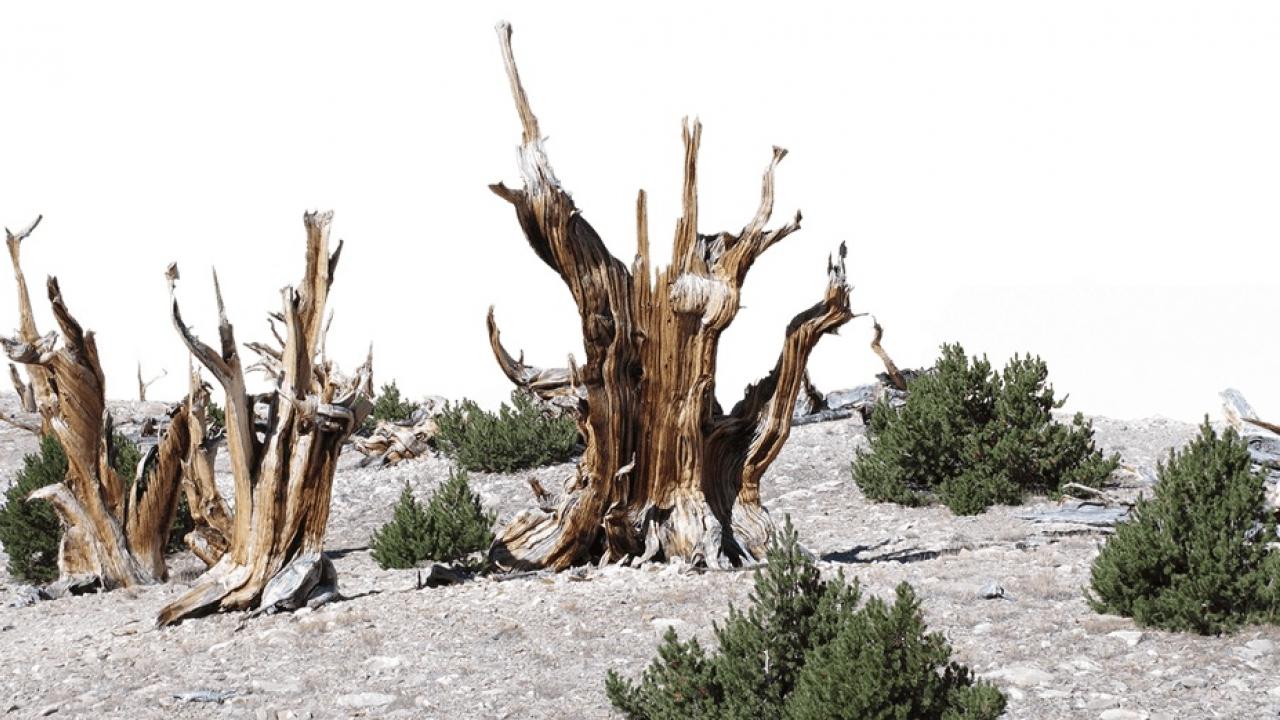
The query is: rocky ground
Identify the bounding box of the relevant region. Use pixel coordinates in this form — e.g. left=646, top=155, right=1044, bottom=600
left=1, top=396, right=1277, bottom=719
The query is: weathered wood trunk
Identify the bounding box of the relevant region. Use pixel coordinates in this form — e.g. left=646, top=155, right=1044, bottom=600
left=177, top=367, right=231, bottom=566
left=5, top=217, right=55, bottom=434
left=486, top=25, right=855, bottom=571
left=137, top=363, right=166, bottom=402
left=10, top=363, right=36, bottom=413
left=1, top=261, right=194, bottom=591
left=157, top=211, right=372, bottom=626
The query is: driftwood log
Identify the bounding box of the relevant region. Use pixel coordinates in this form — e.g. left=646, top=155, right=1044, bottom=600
left=352, top=398, right=446, bottom=467
left=1, top=267, right=195, bottom=591
left=484, top=24, right=856, bottom=571
left=157, top=211, right=372, bottom=626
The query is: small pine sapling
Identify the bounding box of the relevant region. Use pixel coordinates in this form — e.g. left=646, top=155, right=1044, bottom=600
left=1089, top=421, right=1280, bottom=634
left=434, top=392, right=579, bottom=473
left=606, top=517, right=1005, bottom=719
left=370, top=470, right=496, bottom=570
left=854, top=343, right=1117, bottom=514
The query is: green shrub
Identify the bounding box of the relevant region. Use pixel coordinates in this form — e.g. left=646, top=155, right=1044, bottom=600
left=370, top=470, right=496, bottom=570
left=853, top=343, right=1118, bottom=515
left=0, top=435, right=68, bottom=583
left=0, top=431, right=196, bottom=583
left=372, top=381, right=419, bottom=423
left=206, top=401, right=226, bottom=430
left=605, top=518, right=1005, bottom=719
left=356, top=381, right=421, bottom=436
left=435, top=392, right=579, bottom=473
left=1088, top=421, right=1280, bottom=634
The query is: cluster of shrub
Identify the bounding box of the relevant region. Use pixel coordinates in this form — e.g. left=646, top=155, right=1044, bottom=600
left=3, top=345, right=1278, bottom=718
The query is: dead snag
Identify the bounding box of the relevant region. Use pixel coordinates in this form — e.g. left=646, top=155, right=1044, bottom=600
left=869, top=317, right=908, bottom=392
left=1, top=276, right=194, bottom=590
left=5, top=216, right=55, bottom=433
left=157, top=211, right=373, bottom=626
left=137, top=363, right=167, bottom=402
left=485, top=24, right=856, bottom=571
left=9, top=363, right=36, bottom=412
left=178, top=366, right=231, bottom=566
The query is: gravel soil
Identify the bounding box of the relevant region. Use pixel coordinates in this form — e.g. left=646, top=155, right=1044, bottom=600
left=1, top=396, right=1276, bottom=719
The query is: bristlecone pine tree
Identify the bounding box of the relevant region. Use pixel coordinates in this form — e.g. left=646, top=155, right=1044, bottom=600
left=853, top=343, right=1118, bottom=515
left=0, top=217, right=207, bottom=591
left=484, top=24, right=855, bottom=571
left=1089, top=421, right=1280, bottom=634
left=156, top=210, right=373, bottom=626
left=605, top=518, right=1007, bottom=719
left=370, top=471, right=495, bottom=570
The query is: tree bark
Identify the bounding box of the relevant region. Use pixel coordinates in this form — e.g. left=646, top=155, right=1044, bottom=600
left=10, top=363, right=36, bottom=413
left=157, top=210, right=372, bottom=626
left=137, top=363, right=166, bottom=402
left=486, top=24, right=855, bottom=571
left=5, top=216, right=55, bottom=434
left=1, top=275, right=195, bottom=590
left=870, top=317, right=908, bottom=392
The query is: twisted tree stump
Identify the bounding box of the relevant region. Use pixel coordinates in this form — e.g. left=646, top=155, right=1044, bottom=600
left=486, top=24, right=856, bottom=571
left=1, top=226, right=197, bottom=590
left=157, top=211, right=372, bottom=626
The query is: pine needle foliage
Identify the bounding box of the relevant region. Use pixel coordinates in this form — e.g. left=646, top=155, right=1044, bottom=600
left=0, top=430, right=186, bottom=583
left=605, top=518, right=1006, bottom=719
left=853, top=343, right=1118, bottom=515
left=0, top=435, right=67, bottom=583
left=1088, top=421, right=1280, bottom=634
left=372, top=381, right=420, bottom=423
left=434, top=391, right=579, bottom=473
left=370, top=470, right=496, bottom=570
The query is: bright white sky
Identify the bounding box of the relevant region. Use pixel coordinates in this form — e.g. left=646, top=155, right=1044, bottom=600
left=1, top=2, right=1276, bottom=423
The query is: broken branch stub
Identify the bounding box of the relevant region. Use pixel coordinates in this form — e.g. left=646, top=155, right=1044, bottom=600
left=485, top=24, right=855, bottom=572
left=157, top=210, right=373, bottom=626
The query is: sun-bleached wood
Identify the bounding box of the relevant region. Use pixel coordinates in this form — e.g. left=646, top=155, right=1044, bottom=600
left=870, top=317, right=908, bottom=392
left=1, top=265, right=196, bottom=590
left=157, top=211, right=372, bottom=626
left=486, top=24, right=856, bottom=571
left=5, top=217, right=55, bottom=434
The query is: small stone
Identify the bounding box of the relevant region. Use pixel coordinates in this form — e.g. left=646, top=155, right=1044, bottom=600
left=1083, top=694, right=1119, bottom=710
left=986, top=665, right=1053, bottom=687
left=364, top=656, right=403, bottom=672
left=1241, top=638, right=1275, bottom=658
left=7, top=585, right=44, bottom=608
left=1038, top=689, right=1070, bottom=699
left=335, top=693, right=395, bottom=709
left=972, top=623, right=994, bottom=635
left=1099, top=710, right=1146, bottom=720
left=1176, top=676, right=1206, bottom=689
left=38, top=704, right=58, bottom=716
left=978, top=581, right=1005, bottom=599
left=650, top=618, right=689, bottom=636
left=1107, top=630, right=1143, bottom=647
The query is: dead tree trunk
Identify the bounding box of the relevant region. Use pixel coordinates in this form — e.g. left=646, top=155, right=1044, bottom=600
left=1, top=276, right=194, bottom=590
left=870, top=317, right=908, bottom=391
left=10, top=363, right=36, bottom=412
left=5, top=217, right=55, bottom=434
left=177, top=365, right=231, bottom=566
left=157, top=211, right=372, bottom=626
left=137, top=363, right=166, bottom=402
left=485, top=25, right=856, bottom=571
